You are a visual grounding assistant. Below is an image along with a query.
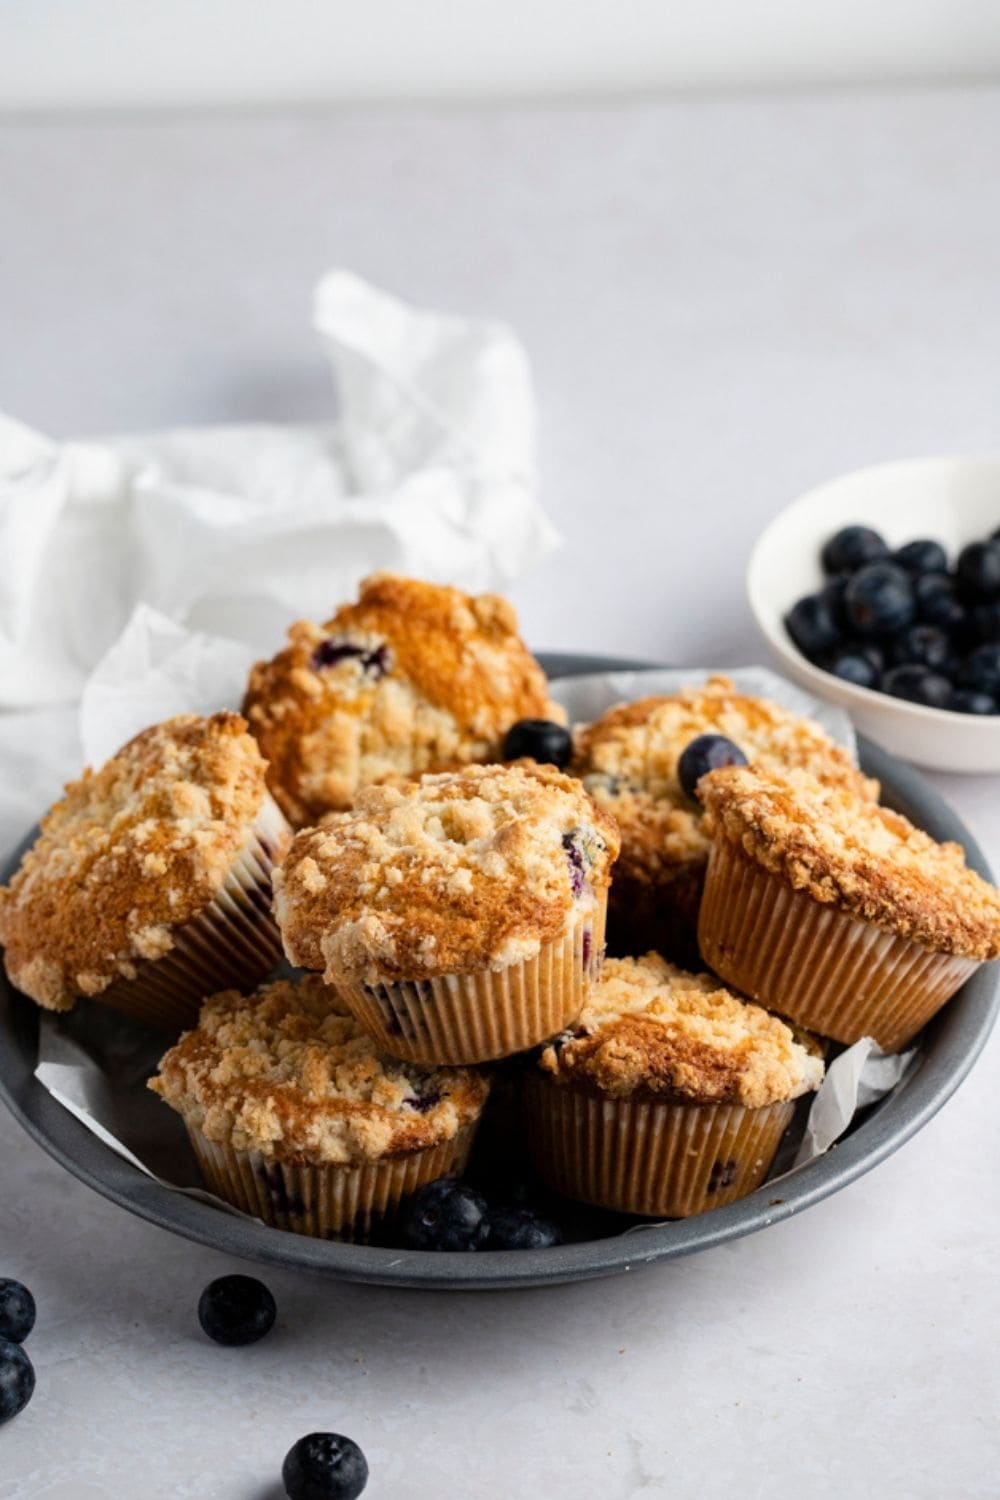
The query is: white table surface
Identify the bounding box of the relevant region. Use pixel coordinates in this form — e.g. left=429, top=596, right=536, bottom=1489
left=2, top=87, right=999, bottom=1499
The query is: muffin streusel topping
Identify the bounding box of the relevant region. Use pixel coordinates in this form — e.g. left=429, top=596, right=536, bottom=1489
left=0, top=713, right=276, bottom=1011
left=572, top=677, right=878, bottom=884
left=539, top=952, right=824, bottom=1107
left=150, top=975, right=489, bottom=1164
left=700, top=763, right=1000, bottom=960
left=275, top=762, right=620, bottom=982
left=243, top=572, right=562, bottom=825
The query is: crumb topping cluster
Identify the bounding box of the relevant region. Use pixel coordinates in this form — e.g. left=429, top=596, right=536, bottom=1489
left=150, top=975, right=489, bottom=1163
left=539, top=952, right=824, bottom=1106
left=572, top=676, right=878, bottom=890
left=275, top=762, right=620, bottom=983
left=0, top=714, right=277, bottom=1011
left=701, top=763, right=1000, bottom=960
left=242, top=572, right=561, bottom=825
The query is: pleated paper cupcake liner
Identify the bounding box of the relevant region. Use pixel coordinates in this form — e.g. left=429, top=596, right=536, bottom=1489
left=525, top=1074, right=794, bottom=1217
left=187, top=1121, right=478, bottom=1242
left=335, top=893, right=607, bottom=1065
left=97, top=793, right=292, bottom=1032
left=697, top=837, right=979, bottom=1053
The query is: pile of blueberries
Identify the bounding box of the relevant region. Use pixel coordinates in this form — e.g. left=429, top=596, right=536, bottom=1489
left=784, top=524, right=1000, bottom=712
left=399, top=1175, right=561, bottom=1251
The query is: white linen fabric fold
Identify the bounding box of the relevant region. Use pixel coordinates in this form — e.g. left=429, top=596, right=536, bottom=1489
left=0, top=270, right=560, bottom=709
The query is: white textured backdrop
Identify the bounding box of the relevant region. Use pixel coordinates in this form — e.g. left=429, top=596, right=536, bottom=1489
left=3, top=0, right=1000, bottom=110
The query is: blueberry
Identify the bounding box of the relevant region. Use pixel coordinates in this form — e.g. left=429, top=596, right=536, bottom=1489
left=487, top=1206, right=562, bottom=1250
left=956, top=541, right=1000, bottom=603
left=914, top=573, right=968, bottom=632
left=892, top=539, right=949, bottom=575
left=859, top=641, right=886, bottom=673
left=973, top=602, right=1000, bottom=642
left=820, top=575, right=850, bottom=630
left=197, top=1274, right=276, bottom=1346
left=835, top=640, right=886, bottom=674
left=957, top=643, right=1000, bottom=696
left=784, top=592, right=841, bottom=662
left=0, top=1338, right=34, bottom=1425
left=821, top=525, right=889, bottom=575
left=311, top=639, right=391, bottom=678
left=502, top=719, right=572, bottom=769
left=406, top=1086, right=442, bottom=1114
left=677, top=735, right=748, bottom=802
left=282, top=1432, right=369, bottom=1500
left=951, top=689, right=997, bottom=715
left=882, top=665, right=953, bottom=709
left=826, top=650, right=879, bottom=689
left=399, top=1179, right=489, bottom=1251
left=562, top=831, right=587, bottom=897
left=888, top=624, right=952, bottom=672
left=844, top=563, right=916, bottom=638
left=0, top=1281, right=35, bottom=1345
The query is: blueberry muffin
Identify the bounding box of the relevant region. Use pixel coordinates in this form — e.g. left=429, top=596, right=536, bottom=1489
left=572, top=675, right=878, bottom=961
left=525, top=952, right=824, bottom=1217
left=698, top=763, right=1000, bottom=1050
left=274, top=763, right=620, bottom=1064
left=150, top=975, right=489, bottom=1241
left=242, top=573, right=562, bottom=827
left=0, top=713, right=291, bottom=1030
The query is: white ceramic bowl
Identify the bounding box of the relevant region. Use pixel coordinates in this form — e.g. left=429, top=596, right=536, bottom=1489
left=748, top=456, right=1000, bottom=773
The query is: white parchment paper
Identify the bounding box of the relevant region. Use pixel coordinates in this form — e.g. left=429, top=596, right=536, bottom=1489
left=0, top=269, right=559, bottom=709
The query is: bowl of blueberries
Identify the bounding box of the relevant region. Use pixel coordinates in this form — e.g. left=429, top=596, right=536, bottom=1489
left=747, top=455, right=1000, bottom=772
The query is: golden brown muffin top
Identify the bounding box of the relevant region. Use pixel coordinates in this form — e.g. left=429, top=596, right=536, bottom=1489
left=572, top=676, right=879, bottom=890
left=0, top=713, right=283, bottom=1012
left=242, top=572, right=562, bottom=826
left=275, top=762, right=620, bottom=984
left=150, top=975, right=489, bottom=1165
left=701, top=763, right=1000, bottom=961
left=539, top=952, right=824, bottom=1106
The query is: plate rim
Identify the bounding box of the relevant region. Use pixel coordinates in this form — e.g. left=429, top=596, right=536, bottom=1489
left=1, top=653, right=997, bottom=1290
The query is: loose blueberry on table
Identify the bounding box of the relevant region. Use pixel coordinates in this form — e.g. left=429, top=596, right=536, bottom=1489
left=282, top=1432, right=369, bottom=1500
left=783, top=522, right=1000, bottom=713
left=0, top=1279, right=35, bottom=1345
left=197, top=1274, right=276, bottom=1346
left=0, top=1337, right=34, bottom=1425
left=502, top=718, right=573, bottom=769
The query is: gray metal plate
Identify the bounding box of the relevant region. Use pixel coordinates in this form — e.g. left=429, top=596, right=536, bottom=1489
left=0, top=655, right=995, bottom=1289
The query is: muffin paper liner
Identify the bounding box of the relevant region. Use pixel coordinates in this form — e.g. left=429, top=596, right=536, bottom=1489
left=187, top=1121, right=478, bottom=1241
left=97, top=794, right=291, bottom=1032
left=697, top=837, right=979, bottom=1052
left=334, top=893, right=607, bottom=1065
left=524, top=1075, right=795, bottom=1217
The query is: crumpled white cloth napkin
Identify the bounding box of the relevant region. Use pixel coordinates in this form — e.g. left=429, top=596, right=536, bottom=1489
left=0, top=269, right=560, bottom=709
